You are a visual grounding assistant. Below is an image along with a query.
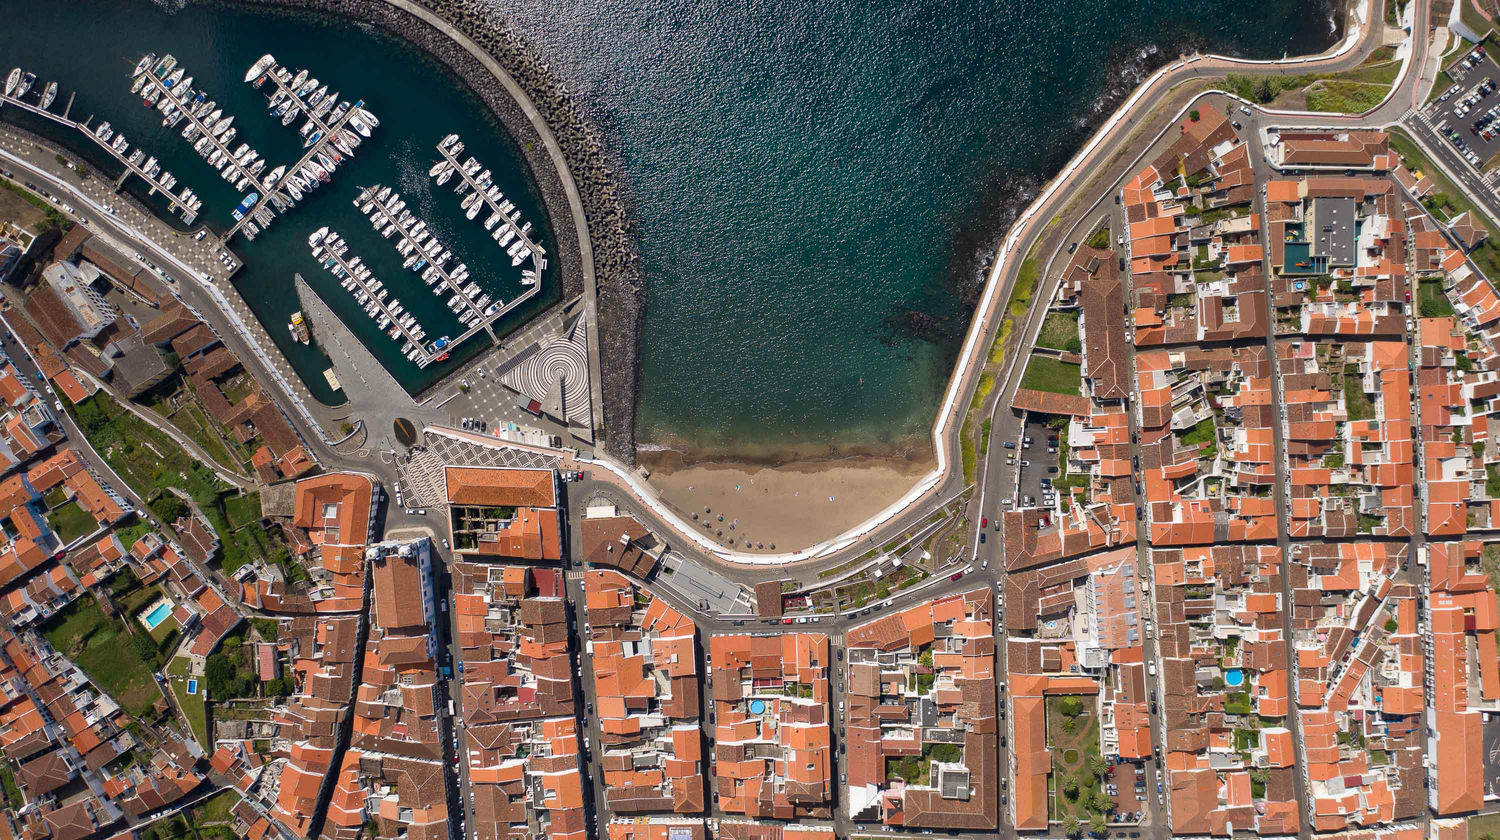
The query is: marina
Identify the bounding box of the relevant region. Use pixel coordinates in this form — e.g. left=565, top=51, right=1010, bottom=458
left=0, top=0, right=562, bottom=400
left=356, top=183, right=504, bottom=341
left=307, top=226, right=444, bottom=368
left=431, top=134, right=547, bottom=271
left=1, top=66, right=201, bottom=223
left=134, top=52, right=272, bottom=234
left=224, top=53, right=378, bottom=241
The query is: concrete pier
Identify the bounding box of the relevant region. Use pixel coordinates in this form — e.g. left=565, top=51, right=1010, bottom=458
left=0, top=85, right=200, bottom=223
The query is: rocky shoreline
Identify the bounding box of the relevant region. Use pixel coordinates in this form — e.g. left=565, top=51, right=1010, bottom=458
left=241, top=0, right=643, bottom=464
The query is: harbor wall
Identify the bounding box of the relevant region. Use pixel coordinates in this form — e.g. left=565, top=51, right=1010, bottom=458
left=240, top=0, right=643, bottom=464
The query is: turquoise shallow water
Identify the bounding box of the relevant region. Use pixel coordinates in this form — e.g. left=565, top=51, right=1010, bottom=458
left=0, top=0, right=558, bottom=401
left=1, top=0, right=1338, bottom=455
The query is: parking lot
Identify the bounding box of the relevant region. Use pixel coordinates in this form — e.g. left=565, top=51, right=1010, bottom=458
left=1005, top=415, right=1060, bottom=510
left=1425, top=44, right=1500, bottom=170
left=1107, top=762, right=1148, bottom=822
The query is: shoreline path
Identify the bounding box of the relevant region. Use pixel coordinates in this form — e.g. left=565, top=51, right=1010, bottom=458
left=561, top=0, right=1434, bottom=568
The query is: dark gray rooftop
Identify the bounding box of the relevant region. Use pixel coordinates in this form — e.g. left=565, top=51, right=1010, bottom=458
left=1312, top=197, right=1356, bottom=267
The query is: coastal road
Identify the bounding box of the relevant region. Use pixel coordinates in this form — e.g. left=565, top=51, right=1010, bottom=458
left=548, top=0, right=1410, bottom=582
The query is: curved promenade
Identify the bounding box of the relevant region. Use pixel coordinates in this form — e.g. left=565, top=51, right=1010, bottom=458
left=572, top=0, right=1427, bottom=567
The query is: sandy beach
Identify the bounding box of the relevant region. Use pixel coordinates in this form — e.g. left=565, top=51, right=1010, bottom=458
left=641, top=449, right=935, bottom=553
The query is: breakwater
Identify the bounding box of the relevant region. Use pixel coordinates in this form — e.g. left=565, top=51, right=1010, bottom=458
left=240, top=0, right=642, bottom=464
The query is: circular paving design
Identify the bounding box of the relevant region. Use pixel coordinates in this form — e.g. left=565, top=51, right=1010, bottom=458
left=521, top=340, right=588, bottom=411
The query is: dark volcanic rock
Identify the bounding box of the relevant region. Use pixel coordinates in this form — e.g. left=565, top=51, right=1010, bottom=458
left=886, top=308, right=959, bottom=349
left=241, top=0, right=643, bottom=464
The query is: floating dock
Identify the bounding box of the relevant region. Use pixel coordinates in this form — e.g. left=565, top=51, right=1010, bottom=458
left=358, top=183, right=507, bottom=342
left=2, top=65, right=200, bottom=223
left=308, top=227, right=439, bottom=367
left=134, top=53, right=270, bottom=234
left=431, top=134, right=547, bottom=271
left=226, top=53, right=378, bottom=241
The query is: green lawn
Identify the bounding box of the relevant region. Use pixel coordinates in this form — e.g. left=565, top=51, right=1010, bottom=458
left=166, top=656, right=208, bottom=748
left=113, top=520, right=149, bottom=551
left=1179, top=418, right=1218, bottom=458
left=1468, top=812, right=1500, bottom=840
left=47, top=502, right=99, bottom=544
left=190, top=789, right=240, bottom=827
left=1020, top=357, right=1082, bottom=396
left=1224, top=73, right=1320, bottom=105
left=1304, top=80, right=1393, bottom=113
left=1462, top=0, right=1499, bottom=41
left=0, top=179, right=69, bottom=229
left=41, top=597, right=158, bottom=715
left=113, top=572, right=158, bottom=616
left=1420, top=279, right=1455, bottom=318
left=1330, top=58, right=1403, bottom=87
left=224, top=492, right=263, bottom=529
left=1344, top=365, right=1377, bottom=423
left=1036, top=311, right=1081, bottom=352
left=174, top=404, right=241, bottom=471
left=0, top=760, right=19, bottom=810
left=148, top=612, right=180, bottom=644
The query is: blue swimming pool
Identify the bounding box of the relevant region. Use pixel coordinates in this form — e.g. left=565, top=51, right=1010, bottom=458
left=186, top=679, right=198, bottom=696
left=141, top=602, right=172, bottom=631
left=1224, top=669, right=1245, bottom=687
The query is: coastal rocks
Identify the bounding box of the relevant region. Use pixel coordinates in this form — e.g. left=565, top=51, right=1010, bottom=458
left=949, top=168, right=1043, bottom=307
left=886, top=308, right=959, bottom=348
left=241, top=0, right=643, bottom=464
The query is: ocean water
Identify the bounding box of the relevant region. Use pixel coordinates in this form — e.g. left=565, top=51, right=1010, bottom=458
left=479, top=0, right=1340, bottom=460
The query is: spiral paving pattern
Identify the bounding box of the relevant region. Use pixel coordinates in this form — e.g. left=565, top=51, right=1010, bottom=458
left=500, top=328, right=593, bottom=425
left=527, top=339, right=589, bottom=412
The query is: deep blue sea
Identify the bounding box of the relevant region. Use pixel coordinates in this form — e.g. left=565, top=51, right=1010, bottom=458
left=490, top=0, right=1341, bottom=459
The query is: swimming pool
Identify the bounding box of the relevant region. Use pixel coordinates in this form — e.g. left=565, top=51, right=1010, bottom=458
left=1223, top=669, right=1245, bottom=687
left=186, top=679, right=198, bottom=696
left=140, top=601, right=172, bottom=631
